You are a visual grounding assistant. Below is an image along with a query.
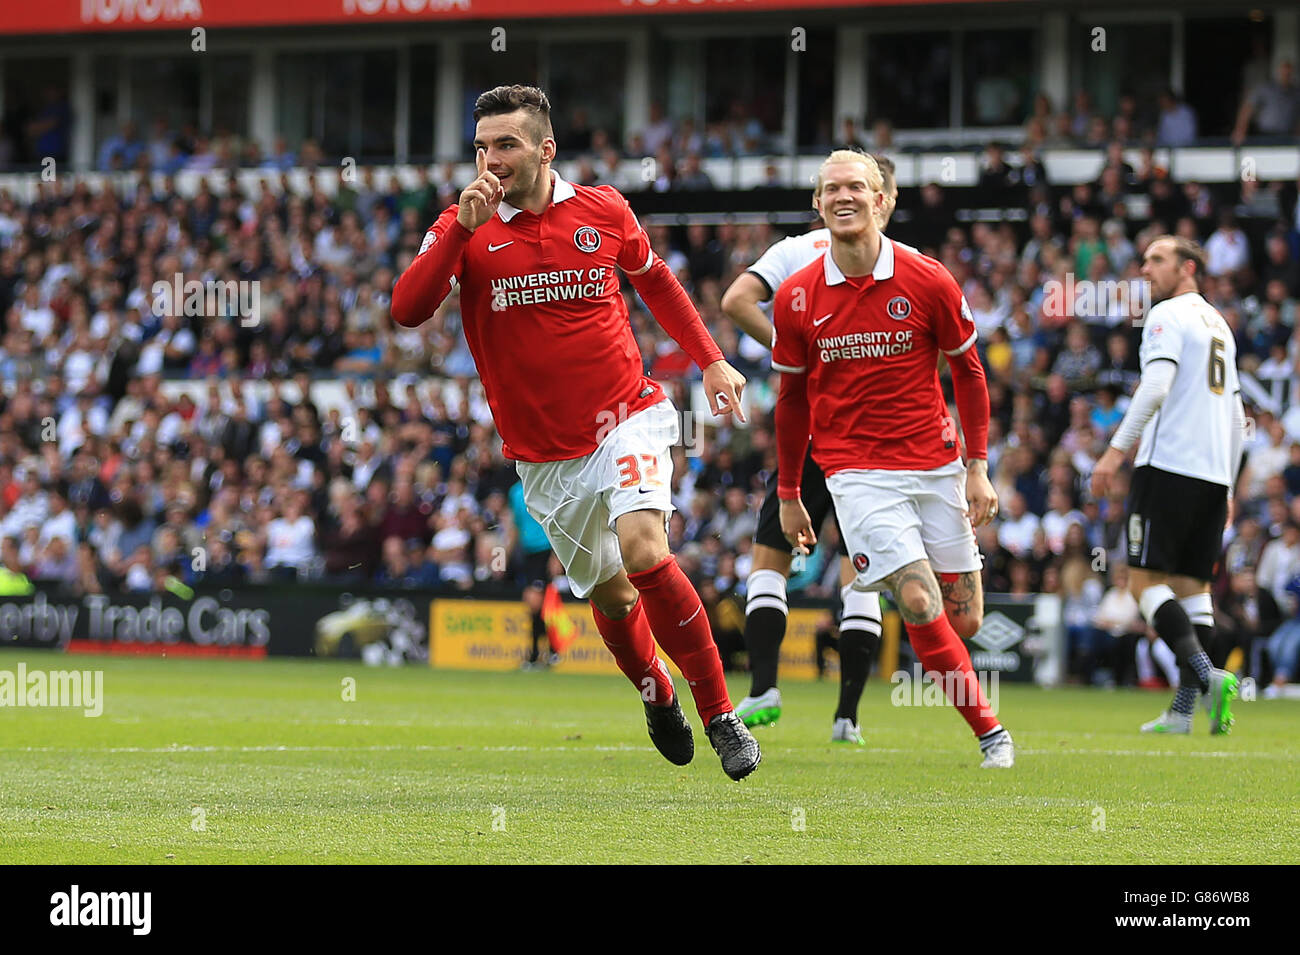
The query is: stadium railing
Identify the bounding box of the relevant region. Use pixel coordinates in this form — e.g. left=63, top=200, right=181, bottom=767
left=1, top=145, right=1297, bottom=203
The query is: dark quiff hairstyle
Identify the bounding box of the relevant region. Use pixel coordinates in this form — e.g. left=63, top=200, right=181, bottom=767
left=473, top=85, right=554, bottom=144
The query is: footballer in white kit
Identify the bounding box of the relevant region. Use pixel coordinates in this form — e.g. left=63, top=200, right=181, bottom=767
left=1092, top=235, right=1247, bottom=736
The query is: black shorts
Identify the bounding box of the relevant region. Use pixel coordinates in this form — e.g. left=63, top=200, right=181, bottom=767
left=521, top=549, right=552, bottom=589
left=1126, top=465, right=1227, bottom=581
left=754, top=448, right=849, bottom=557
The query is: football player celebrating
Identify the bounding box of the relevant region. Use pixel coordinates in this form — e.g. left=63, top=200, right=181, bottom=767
left=723, top=155, right=892, bottom=743
left=725, top=154, right=986, bottom=744
left=772, top=150, right=1014, bottom=768
left=392, top=85, right=761, bottom=780
left=1091, top=236, right=1245, bottom=735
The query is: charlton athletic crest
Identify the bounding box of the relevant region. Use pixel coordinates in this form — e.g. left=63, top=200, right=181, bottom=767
left=574, top=226, right=601, bottom=253
left=887, top=296, right=912, bottom=320
left=853, top=553, right=870, bottom=572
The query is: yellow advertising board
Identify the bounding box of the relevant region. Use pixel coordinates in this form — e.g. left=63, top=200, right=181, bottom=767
left=429, top=597, right=850, bottom=681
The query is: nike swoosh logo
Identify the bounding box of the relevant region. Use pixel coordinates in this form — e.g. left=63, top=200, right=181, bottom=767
left=812, top=312, right=834, bottom=326
left=638, top=488, right=654, bottom=494
left=487, top=241, right=513, bottom=252
left=678, top=605, right=703, bottom=627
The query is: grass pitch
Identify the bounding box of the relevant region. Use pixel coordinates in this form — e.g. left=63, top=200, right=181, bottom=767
left=1, top=650, right=1297, bottom=864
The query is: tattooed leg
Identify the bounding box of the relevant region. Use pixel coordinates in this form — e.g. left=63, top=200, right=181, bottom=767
left=938, top=570, right=984, bottom=639
left=883, top=559, right=944, bottom=626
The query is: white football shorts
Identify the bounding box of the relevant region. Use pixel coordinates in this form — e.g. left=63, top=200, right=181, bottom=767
left=515, top=398, right=679, bottom=598
left=826, top=458, right=983, bottom=591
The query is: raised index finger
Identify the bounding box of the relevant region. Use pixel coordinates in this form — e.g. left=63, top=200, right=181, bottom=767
left=476, top=147, right=487, bottom=177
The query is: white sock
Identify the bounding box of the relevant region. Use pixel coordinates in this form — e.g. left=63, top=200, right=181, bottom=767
left=839, top=584, right=882, bottom=636
left=746, top=568, right=788, bottom=617
left=1179, top=591, right=1214, bottom=630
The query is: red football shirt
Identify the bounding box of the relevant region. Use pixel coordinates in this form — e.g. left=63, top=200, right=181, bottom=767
left=399, top=172, right=667, bottom=462
left=771, top=237, right=979, bottom=473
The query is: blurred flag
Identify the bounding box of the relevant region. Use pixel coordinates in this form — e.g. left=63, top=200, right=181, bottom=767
left=543, top=583, right=577, bottom=653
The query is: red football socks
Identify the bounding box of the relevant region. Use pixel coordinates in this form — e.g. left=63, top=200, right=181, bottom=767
left=591, top=598, right=674, bottom=706
left=627, top=556, right=731, bottom=722
left=905, top=615, right=1000, bottom=737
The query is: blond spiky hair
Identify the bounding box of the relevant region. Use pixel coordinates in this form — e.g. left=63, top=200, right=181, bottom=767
left=815, top=149, right=883, bottom=197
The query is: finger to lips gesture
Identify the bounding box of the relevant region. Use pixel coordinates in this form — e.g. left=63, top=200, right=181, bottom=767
left=457, top=148, right=505, bottom=232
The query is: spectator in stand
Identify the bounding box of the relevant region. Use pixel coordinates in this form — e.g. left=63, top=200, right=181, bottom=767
left=1040, top=486, right=1086, bottom=555
left=1155, top=89, right=1198, bottom=146
left=706, top=486, right=757, bottom=551
left=262, top=135, right=296, bottom=171
left=1061, top=529, right=1108, bottom=683
left=323, top=505, right=380, bottom=581
left=1204, top=210, right=1251, bottom=278
left=1264, top=572, right=1300, bottom=697
left=1243, top=420, right=1292, bottom=499
left=1213, top=567, right=1278, bottom=674
left=98, top=122, right=145, bottom=172
left=997, top=492, right=1041, bottom=557
left=1257, top=519, right=1300, bottom=607
left=1070, top=91, right=1094, bottom=140
left=1259, top=232, right=1300, bottom=297
left=1232, top=61, right=1300, bottom=144
left=1043, top=111, right=1075, bottom=148
left=432, top=510, right=473, bottom=590
left=26, top=86, right=71, bottom=163
left=263, top=495, right=316, bottom=581
left=979, top=143, right=1017, bottom=199
left=640, top=102, right=674, bottom=156
left=650, top=144, right=677, bottom=192
left=1051, top=321, right=1102, bottom=390
left=836, top=117, right=867, bottom=150
left=1094, top=563, right=1147, bottom=685
left=380, top=479, right=433, bottom=546
left=675, top=153, right=715, bottom=191
left=866, top=118, right=894, bottom=151
left=671, top=117, right=703, bottom=158
left=1009, top=144, right=1048, bottom=198
left=375, top=534, right=437, bottom=588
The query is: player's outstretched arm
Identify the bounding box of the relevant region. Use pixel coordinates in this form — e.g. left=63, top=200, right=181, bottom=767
left=720, top=272, right=775, bottom=350
left=625, top=253, right=746, bottom=421
left=626, top=256, right=722, bottom=367
left=391, top=149, right=503, bottom=328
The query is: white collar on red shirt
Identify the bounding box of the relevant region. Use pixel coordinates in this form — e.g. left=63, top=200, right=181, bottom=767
left=496, top=169, right=576, bottom=223
left=823, top=234, right=895, bottom=286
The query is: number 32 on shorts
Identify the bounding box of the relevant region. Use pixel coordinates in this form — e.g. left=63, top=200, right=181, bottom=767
left=616, top=454, right=662, bottom=489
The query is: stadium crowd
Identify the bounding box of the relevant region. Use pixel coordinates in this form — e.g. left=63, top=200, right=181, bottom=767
left=2, top=113, right=1300, bottom=692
